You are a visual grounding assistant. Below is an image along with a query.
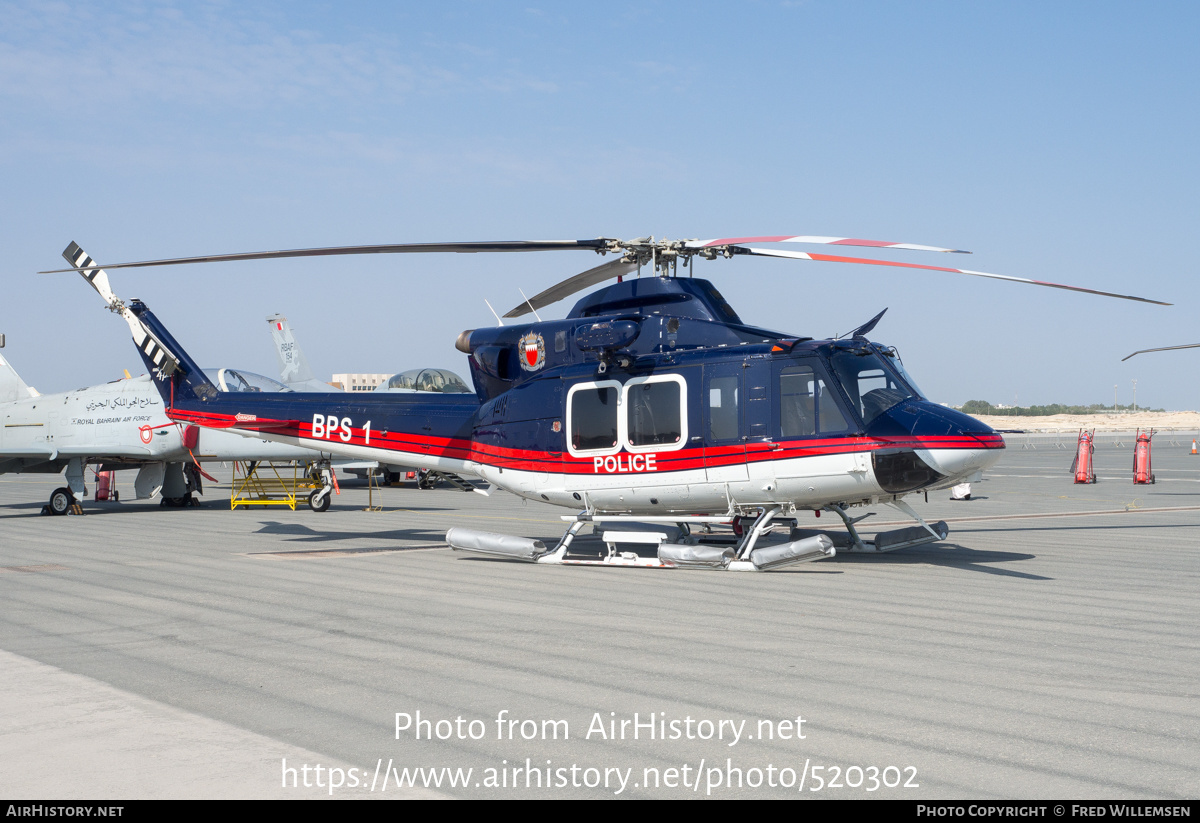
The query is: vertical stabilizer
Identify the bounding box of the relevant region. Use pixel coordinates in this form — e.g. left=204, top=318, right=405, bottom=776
left=126, top=300, right=218, bottom=403
left=0, top=351, right=36, bottom=403
left=266, top=314, right=333, bottom=392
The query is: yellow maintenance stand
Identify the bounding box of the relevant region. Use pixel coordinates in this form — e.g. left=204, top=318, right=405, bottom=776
left=230, top=461, right=330, bottom=511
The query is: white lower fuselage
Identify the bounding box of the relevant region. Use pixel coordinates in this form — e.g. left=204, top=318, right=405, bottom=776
left=224, top=427, right=1003, bottom=514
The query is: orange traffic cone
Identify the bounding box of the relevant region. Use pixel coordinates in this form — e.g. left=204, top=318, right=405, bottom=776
left=1192, top=439, right=1198, bottom=455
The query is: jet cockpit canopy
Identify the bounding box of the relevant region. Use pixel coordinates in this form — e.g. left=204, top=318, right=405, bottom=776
left=378, top=368, right=471, bottom=394
left=203, top=368, right=293, bottom=393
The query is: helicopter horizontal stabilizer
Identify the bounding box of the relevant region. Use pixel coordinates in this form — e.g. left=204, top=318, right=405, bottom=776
left=182, top=416, right=299, bottom=432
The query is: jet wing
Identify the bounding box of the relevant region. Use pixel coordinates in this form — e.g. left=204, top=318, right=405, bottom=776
left=0, top=446, right=156, bottom=459
left=0, top=447, right=56, bottom=460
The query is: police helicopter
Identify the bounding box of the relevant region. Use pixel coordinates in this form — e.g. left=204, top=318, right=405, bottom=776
left=49, top=235, right=1169, bottom=572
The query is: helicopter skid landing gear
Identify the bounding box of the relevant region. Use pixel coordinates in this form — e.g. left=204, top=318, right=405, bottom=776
left=827, top=499, right=949, bottom=553
left=446, top=508, right=836, bottom=571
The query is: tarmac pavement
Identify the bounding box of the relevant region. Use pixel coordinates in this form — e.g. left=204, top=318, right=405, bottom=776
left=1, top=442, right=1197, bottom=799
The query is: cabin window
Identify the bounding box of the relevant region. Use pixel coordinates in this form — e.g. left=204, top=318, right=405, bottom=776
left=566, top=376, right=688, bottom=458
left=624, top=375, right=686, bottom=451
left=778, top=364, right=849, bottom=437
left=567, top=381, right=621, bottom=455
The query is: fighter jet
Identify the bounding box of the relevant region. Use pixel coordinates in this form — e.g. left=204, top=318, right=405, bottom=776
left=0, top=347, right=322, bottom=513
left=265, top=313, right=475, bottom=489
left=266, top=313, right=339, bottom=393
left=1, top=245, right=339, bottom=514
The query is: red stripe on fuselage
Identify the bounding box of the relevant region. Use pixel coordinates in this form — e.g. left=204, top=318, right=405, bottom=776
left=166, top=406, right=1004, bottom=476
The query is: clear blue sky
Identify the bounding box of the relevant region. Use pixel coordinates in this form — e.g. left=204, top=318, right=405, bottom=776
left=2, top=1, right=1197, bottom=409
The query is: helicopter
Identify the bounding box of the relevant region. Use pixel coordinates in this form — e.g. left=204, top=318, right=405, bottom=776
left=50, top=235, right=1169, bottom=572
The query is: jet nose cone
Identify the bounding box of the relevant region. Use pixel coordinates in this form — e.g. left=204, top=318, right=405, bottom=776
left=867, top=400, right=1006, bottom=485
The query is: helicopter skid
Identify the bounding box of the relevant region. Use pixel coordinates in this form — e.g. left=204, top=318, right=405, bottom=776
left=445, top=524, right=834, bottom=572
left=554, top=554, right=673, bottom=569
left=862, top=522, right=949, bottom=553
left=548, top=557, right=798, bottom=572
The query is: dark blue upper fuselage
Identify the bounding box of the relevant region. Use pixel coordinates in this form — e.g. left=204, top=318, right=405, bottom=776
left=127, top=277, right=996, bottom=468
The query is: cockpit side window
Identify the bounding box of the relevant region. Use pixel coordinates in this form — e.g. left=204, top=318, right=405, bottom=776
left=778, top=363, right=850, bottom=438
left=385, top=369, right=470, bottom=392
left=206, top=368, right=291, bottom=393
left=830, top=349, right=916, bottom=426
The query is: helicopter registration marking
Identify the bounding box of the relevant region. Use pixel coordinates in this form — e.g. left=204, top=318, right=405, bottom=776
left=311, top=414, right=372, bottom=445
left=594, top=454, right=657, bottom=473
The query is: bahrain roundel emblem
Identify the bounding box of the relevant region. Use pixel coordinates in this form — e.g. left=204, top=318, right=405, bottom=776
left=518, top=331, right=546, bottom=371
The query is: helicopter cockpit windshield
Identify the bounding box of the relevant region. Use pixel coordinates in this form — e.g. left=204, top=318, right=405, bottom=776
left=828, top=345, right=922, bottom=426
left=379, top=368, right=471, bottom=393
left=203, top=368, right=294, bottom=393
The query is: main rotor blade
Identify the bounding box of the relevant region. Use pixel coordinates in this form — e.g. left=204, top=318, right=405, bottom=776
left=40, top=239, right=614, bottom=273
left=1122, top=343, right=1200, bottom=362
left=688, top=236, right=969, bottom=253
left=503, top=257, right=638, bottom=318
left=739, top=247, right=1172, bottom=306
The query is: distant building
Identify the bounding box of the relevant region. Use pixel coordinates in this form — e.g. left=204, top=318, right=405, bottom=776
left=331, top=373, right=390, bottom=392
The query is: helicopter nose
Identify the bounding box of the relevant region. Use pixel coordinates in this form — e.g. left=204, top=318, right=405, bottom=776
left=866, top=399, right=1006, bottom=486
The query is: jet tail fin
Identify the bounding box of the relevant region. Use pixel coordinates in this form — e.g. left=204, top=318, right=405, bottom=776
left=0, top=351, right=36, bottom=403
left=266, top=314, right=319, bottom=389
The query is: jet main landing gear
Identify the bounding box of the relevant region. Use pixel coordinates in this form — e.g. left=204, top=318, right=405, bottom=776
left=45, top=487, right=76, bottom=516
